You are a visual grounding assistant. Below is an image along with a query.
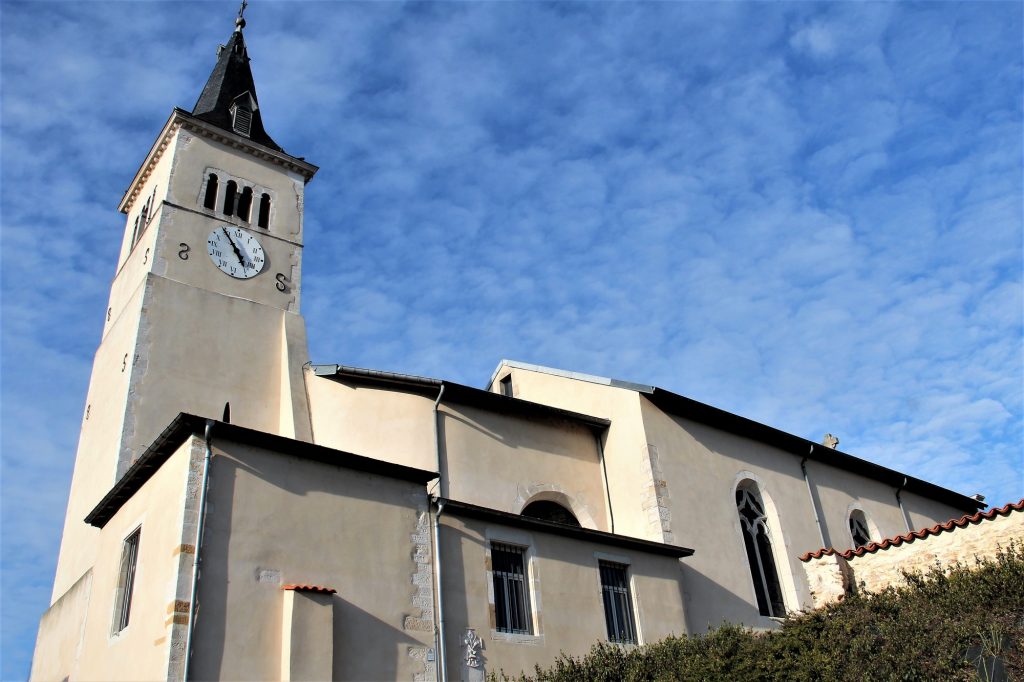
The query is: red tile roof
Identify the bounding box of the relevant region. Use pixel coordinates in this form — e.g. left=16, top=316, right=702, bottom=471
left=282, top=584, right=337, bottom=594
left=799, top=498, right=1024, bottom=562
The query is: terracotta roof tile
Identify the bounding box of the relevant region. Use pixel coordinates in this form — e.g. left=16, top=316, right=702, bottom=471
left=799, top=498, right=1024, bottom=562
left=282, top=584, right=337, bottom=594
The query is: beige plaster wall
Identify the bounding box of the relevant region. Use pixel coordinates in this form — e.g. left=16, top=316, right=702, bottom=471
left=637, top=400, right=816, bottom=630
left=496, top=368, right=652, bottom=540
left=306, top=377, right=438, bottom=472
left=189, top=439, right=435, bottom=681
left=441, top=404, right=609, bottom=531
left=51, top=279, right=146, bottom=600
left=31, top=570, right=93, bottom=681
left=66, top=438, right=193, bottom=682
left=439, top=514, right=687, bottom=679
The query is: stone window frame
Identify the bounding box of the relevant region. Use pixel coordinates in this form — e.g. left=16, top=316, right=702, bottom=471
left=593, top=550, right=643, bottom=646
left=110, top=523, right=143, bottom=638
left=730, top=471, right=801, bottom=620
left=198, top=167, right=275, bottom=229
left=845, top=503, right=881, bottom=549
left=483, top=527, right=544, bottom=645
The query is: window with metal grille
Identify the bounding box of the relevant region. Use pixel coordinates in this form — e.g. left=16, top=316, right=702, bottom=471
left=232, top=106, right=253, bottom=137
left=599, top=561, right=637, bottom=644
left=849, top=510, right=871, bottom=548
left=112, top=527, right=141, bottom=634
left=491, top=543, right=532, bottom=634
left=736, top=486, right=786, bottom=618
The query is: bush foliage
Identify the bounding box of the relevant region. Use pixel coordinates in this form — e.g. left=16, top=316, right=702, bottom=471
left=492, top=545, right=1024, bottom=681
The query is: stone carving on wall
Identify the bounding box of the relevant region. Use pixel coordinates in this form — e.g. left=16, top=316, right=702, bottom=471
left=463, top=628, right=483, bottom=668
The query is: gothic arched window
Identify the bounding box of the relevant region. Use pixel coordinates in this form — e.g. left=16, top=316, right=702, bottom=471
left=258, top=193, right=271, bottom=228
left=849, top=510, right=872, bottom=548
left=237, top=186, right=253, bottom=221
left=223, top=180, right=237, bottom=216
left=736, top=485, right=785, bottom=617
left=521, top=500, right=580, bottom=527
left=203, top=173, right=218, bottom=210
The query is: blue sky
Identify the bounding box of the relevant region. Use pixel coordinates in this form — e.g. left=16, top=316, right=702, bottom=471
left=2, top=0, right=1021, bottom=676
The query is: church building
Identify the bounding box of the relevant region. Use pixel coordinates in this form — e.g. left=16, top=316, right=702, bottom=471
left=31, top=11, right=986, bottom=681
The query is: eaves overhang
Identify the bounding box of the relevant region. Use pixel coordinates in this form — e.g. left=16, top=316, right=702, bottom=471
left=84, top=413, right=437, bottom=528
left=439, top=498, right=694, bottom=558
left=487, top=360, right=983, bottom=515
left=118, top=108, right=319, bottom=214
left=645, top=388, right=985, bottom=514
left=311, top=364, right=611, bottom=431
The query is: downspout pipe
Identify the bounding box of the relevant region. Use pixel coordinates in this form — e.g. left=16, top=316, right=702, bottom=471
left=595, top=430, right=615, bottom=534
left=183, top=419, right=215, bottom=682
left=801, top=448, right=827, bottom=550
left=431, top=497, right=448, bottom=682
left=431, top=384, right=448, bottom=682
left=895, top=477, right=913, bottom=533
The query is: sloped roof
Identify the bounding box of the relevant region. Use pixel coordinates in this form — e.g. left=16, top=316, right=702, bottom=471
left=493, top=359, right=984, bottom=514
left=799, top=498, right=1024, bottom=562
left=191, top=26, right=281, bottom=151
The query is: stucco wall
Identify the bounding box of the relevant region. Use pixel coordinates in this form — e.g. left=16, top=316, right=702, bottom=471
left=306, top=377, right=438, bottom=472
left=496, top=368, right=653, bottom=540
left=439, top=514, right=687, bottom=679
left=53, top=438, right=194, bottom=682
left=189, top=439, right=435, bottom=681
left=637, top=400, right=816, bottom=630
left=440, top=404, right=609, bottom=531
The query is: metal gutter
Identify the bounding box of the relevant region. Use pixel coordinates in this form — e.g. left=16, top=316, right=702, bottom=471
left=439, top=498, right=694, bottom=558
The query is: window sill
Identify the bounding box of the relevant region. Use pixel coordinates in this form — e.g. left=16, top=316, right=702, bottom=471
left=490, top=630, right=544, bottom=646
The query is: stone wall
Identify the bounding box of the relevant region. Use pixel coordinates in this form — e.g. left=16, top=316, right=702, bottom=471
left=801, top=500, right=1024, bottom=610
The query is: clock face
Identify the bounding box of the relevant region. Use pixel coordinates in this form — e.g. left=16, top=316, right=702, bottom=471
left=207, top=226, right=265, bottom=279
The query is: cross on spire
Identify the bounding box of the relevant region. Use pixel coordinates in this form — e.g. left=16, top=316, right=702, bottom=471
left=235, top=0, right=248, bottom=32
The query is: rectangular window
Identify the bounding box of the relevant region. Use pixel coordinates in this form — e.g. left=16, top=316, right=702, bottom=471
left=491, top=543, right=532, bottom=634
left=112, top=527, right=141, bottom=635
left=499, top=375, right=513, bottom=397
left=600, top=561, right=637, bottom=644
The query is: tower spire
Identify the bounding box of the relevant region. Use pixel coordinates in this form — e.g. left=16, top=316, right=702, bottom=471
left=191, top=3, right=282, bottom=151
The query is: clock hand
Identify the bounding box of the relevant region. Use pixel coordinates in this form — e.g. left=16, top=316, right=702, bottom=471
left=221, top=228, right=247, bottom=269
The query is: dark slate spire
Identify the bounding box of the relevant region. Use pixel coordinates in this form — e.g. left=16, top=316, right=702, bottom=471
left=191, top=6, right=282, bottom=152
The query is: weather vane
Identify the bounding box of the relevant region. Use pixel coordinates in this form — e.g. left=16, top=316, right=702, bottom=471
left=235, top=0, right=248, bottom=31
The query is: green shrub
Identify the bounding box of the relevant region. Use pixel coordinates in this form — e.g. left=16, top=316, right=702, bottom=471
left=490, top=544, right=1024, bottom=682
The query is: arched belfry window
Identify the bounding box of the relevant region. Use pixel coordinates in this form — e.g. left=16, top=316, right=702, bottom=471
left=849, top=510, right=872, bottom=548
left=203, top=173, right=218, bottom=210
left=257, top=193, right=271, bottom=228
left=223, top=180, right=237, bottom=216
left=736, top=485, right=785, bottom=617
left=237, top=186, right=253, bottom=221
left=521, top=501, right=580, bottom=527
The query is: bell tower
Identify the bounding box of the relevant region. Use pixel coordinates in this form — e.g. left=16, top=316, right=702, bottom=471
left=49, top=10, right=318, bottom=601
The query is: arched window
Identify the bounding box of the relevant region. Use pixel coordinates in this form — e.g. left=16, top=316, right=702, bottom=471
left=736, top=485, right=785, bottom=617
left=236, top=186, right=253, bottom=221
left=223, top=180, right=237, bottom=216
left=257, top=193, right=271, bottom=228
left=203, top=173, right=218, bottom=210
left=521, top=500, right=580, bottom=527
left=849, top=510, right=872, bottom=548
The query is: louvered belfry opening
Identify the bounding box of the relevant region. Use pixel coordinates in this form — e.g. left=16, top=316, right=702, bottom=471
left=599, top=561, right=637, bottom=644
left=491, top=543, right=532, bottom=634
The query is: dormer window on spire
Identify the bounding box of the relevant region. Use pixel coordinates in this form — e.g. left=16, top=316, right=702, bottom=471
left=231, top=103, right=252, bottom=137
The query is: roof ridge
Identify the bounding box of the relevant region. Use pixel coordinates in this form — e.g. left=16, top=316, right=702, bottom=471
left=799, top=497, right=1024, bottom=562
